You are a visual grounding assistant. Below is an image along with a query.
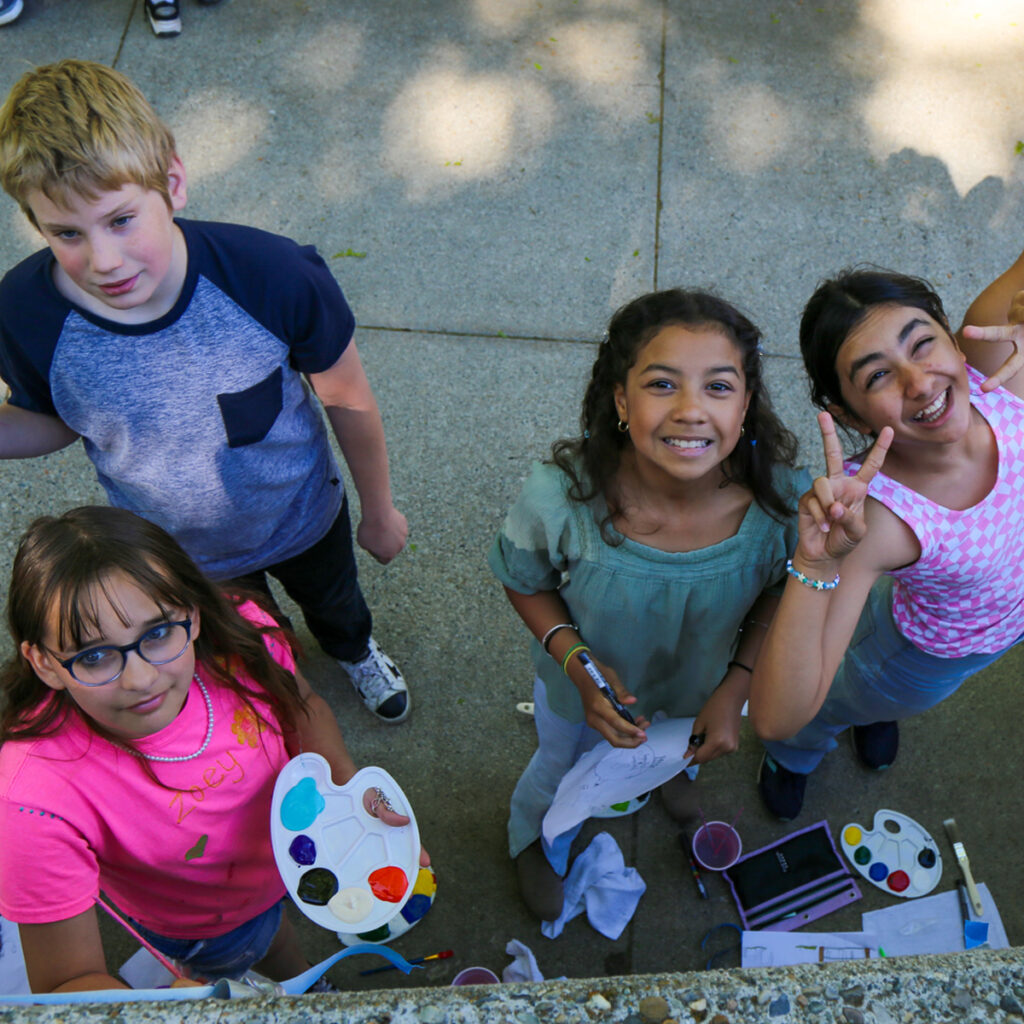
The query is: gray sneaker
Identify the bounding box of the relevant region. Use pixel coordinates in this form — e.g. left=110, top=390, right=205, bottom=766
left=338, top=638, right=409, bottom=723
left=0, top=0, right=24, bottom=25
left=145, top=0, right=181, bottom=35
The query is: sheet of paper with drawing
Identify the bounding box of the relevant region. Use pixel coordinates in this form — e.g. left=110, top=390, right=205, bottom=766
left=742, top=930, right=880, bottom=967
left=542, top=717, right=695, bottom=845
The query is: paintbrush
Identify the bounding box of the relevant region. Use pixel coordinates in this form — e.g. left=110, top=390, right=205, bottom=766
left=943, top=818, right=984, bottom=916
left=359, top=949, right=453, bottom=976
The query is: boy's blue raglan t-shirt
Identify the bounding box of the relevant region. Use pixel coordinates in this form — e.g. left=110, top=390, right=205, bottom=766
left=0, top=218, right=352, bottom=578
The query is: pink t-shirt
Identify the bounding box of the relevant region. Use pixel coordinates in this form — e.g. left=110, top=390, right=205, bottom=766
left=0, top=602, right=294, bottom=938
left=847, top=366, right=1024, bottom=657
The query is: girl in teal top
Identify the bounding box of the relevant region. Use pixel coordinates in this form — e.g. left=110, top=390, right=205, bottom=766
left=489, top=289, right=809, bottom=919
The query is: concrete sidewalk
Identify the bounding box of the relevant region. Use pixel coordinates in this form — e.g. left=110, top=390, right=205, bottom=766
left=1, top=0, right=1023, bottom=996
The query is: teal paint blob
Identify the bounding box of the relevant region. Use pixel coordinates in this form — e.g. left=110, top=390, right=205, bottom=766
left=280, top=777, right=325, bottom=831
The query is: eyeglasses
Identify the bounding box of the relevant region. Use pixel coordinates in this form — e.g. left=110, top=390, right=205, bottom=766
left=55, top=619, right=193, bottom=686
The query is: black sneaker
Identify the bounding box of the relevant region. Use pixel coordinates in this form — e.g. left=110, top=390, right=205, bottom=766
left=852, top=721, right=898, bottom=771
left=146, top=0, right=181, bottom=35
left=758, top=752, right=807, bottom=821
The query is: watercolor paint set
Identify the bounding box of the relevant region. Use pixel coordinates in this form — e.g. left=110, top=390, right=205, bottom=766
left=270, top=753, right=420, bottom=932
left=722, top=821, right=861, bottom=931
left=840, top=809, right=942, bottom=898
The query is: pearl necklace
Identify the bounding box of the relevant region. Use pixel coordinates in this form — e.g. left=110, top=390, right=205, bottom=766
left=119, top=673, right=214, bottom=763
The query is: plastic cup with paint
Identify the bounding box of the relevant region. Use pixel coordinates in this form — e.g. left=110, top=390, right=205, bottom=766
left=692, top=821, right=742, bottom=871
left=451, top=967, right=500, bottom=986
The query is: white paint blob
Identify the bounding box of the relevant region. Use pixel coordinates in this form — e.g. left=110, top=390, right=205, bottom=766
left=328, top=886, right=374, bottom=924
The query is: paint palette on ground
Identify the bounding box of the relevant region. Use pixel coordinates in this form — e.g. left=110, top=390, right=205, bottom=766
left=271, top=753, right=420, bottom=932
left=840, top=809, right=942, bottom=898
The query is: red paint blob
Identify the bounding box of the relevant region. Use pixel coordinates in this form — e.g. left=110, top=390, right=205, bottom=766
left=368, top=865, right=408, bottom=903
left=887, top=870, right=910, bottom=893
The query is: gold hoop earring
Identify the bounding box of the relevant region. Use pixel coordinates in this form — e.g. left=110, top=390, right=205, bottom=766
left=617, top=419, right=629, bottom=433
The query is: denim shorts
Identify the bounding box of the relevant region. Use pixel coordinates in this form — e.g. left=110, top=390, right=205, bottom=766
left=131, top=899, right=284, bottom=980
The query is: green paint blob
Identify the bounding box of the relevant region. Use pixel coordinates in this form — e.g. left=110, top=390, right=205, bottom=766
left=184, top=834, right=208, bottom=861
left=297, top=867, right=338, bottom=906
left=280, top=777, right=325, bottom=831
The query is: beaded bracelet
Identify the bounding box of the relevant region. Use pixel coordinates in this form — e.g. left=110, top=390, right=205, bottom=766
left=786, top=558, right=840, bottom=591
left=561, top=641, right=590, bottom=674
left=541, top=621, right=578, bottom=653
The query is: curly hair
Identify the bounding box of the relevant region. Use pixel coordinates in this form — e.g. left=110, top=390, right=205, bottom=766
left=551, top=288, right=798, bottom=541
left=0, top=507, right=307, bottom=760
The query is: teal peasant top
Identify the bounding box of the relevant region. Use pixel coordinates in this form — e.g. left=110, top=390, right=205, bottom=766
left=489, top=460, right=809, bottom=723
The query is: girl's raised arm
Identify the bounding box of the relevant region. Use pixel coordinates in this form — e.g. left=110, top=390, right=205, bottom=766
left=749, top=415, right=895, bottom=741
left=957, top=246, right=1024, bottom=397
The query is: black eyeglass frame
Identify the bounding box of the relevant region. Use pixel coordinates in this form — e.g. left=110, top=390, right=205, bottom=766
left=53, top=618, right=193, bottom=686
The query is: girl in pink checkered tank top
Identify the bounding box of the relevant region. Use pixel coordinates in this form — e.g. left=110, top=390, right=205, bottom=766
left=747, top=253, right=1024, bottom=821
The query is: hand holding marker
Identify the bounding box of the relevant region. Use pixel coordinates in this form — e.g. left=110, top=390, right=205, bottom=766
left=576, top=650, right=636, bottom=725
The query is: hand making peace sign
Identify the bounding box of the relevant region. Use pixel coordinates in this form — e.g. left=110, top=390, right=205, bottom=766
left=961, top=320, right=1024, bottom=394
left=795, top=412, right=894, bottom=566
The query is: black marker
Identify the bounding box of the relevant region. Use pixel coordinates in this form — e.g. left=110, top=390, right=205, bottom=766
left=576, top=650, right=636, bottom=725
left=679, top=831, right=709, bottom=899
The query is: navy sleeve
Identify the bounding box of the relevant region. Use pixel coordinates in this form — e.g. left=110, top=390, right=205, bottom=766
left=0, top=251, right=67, bottom=417
left=180, top=220, right=355, bottom=374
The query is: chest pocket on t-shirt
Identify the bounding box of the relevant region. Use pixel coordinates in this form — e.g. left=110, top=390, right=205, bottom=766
left=217, top=367, right=283, bottom=448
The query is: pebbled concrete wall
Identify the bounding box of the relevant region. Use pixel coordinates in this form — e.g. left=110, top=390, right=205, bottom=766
left=3, top=949, right=1023, bottom=1024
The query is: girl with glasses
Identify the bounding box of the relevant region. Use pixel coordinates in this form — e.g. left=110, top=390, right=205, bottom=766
left=0, top=506, right=425, bottom=993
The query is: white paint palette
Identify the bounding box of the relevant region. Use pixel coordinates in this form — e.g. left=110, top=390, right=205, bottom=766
left=270, top=753, right=419, bottom=932
left=840, top=809, right=942, bottom=899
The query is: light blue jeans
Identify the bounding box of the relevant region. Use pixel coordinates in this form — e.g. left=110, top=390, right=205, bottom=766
left=764, top=577, right=1023, bottom=775
left=508, top=677, right=604, bottom=872
left=509, top=676, right=697, bottom=875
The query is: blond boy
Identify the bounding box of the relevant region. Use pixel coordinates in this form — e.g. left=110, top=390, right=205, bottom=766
left=0, top=59, right=410, bottom=721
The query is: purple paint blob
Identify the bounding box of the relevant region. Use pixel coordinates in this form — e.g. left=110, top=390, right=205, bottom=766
left=289, top=834, right=317, bottom=866
left=280, top=777, right=325, bottom=831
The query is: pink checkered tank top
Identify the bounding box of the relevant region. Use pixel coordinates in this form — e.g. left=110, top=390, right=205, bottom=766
left=845, top=366, right=1024, bottom=657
